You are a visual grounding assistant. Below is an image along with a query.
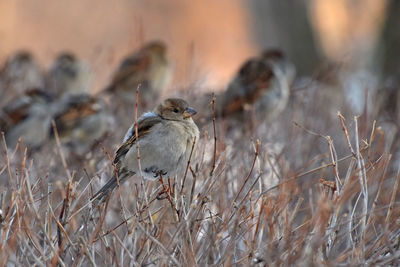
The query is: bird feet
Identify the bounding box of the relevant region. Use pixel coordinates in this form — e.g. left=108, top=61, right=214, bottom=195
left=143, top=166, right=167, bottom=178
left=152, top=169, right=167, bottom=178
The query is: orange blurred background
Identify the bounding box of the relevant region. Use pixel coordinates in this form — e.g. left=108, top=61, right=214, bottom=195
left=0, top=0, right=388, bottom=92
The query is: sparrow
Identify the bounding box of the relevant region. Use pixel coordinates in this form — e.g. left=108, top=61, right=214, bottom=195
left=51, top=94, right=113, bottom=156
left=91, top=98, right=199, bottom=202
left=1, top=51, right=45, bottom=106
left=221, top=49, right=296, bottom=120
left=46, top=52, right=93, bottom=99
left=0, top=88, right=53, bottom=150
left=103, top=41, right=172, bottom=106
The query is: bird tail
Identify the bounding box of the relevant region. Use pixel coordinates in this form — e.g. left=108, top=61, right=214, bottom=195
left=91, top=171, right=132, bottom=204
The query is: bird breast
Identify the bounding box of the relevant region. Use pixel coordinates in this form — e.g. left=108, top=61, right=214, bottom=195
left=121, top=119, right=198, bottom=180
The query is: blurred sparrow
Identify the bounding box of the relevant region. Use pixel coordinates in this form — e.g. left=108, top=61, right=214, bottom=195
left=0, top=88, right=53, bottom=149
left=221, top=49, right=296, bottom=120
left=91, top=98, right=199, bottom=202
left=104, top=41, right=172, bottom=105
left=1, top=51, right=44, bottom=106
left=46, top=52, right=93, bottom=99
left=51, top=94, right=113, bottom=156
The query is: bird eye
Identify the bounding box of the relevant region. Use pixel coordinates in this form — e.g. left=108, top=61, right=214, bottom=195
left=173, top=108, right=179, bottom=113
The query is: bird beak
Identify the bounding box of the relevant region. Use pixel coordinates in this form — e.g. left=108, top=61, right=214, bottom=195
left=183, top=107, right=197, bottom=118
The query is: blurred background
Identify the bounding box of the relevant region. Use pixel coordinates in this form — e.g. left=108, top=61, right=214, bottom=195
left=2, top=2, right=400, bottom=265
left=2, top=0, right=400, bottom=163
left=0, top=0, right=391, bottom=92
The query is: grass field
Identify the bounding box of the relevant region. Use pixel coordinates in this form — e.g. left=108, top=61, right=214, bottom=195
left=1, top=77, right=400, bottom=266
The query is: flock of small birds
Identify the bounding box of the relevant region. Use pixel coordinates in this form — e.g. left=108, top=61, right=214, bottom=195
left=0, top=41, right=172, bottom=155
left=0, top=40, right=296, bottom=198
left=0, top=40, right=296, bottom=152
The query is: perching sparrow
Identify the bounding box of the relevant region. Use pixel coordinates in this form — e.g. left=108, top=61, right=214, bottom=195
left=46, top=52, right=93, bottom=99
left=221, top=49, right=296, bottom=120
left=0, top=88, right=53, bottom=150
left=104, top=41, right=172, bottom=106
left=91, top=98, right=199, bottom=202
left=1, top=51, right=45, bottom=106
left=51, top=94, right=113, bottom=156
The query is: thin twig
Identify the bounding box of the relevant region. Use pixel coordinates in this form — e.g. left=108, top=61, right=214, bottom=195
left=259, top=145, right=369, bottom=199
left=210, top=93, right=217, bottom=176
left=136, top=222, right=181, bottom=266
left=338, top=112, right=355, bottom=156
left=366, top=155, right=391, bottom=230
left=181, top=136, right=197, bottom=194
left=232, top=140, right=260, bottom=205
left=0, top=132, right=20, bottom=178
left=134, top=84, right=153, bottom=227
left=327, top=136, right=342, bottom=190
left=354, top=116, right=367, bottom=258
left=385, top=162, right=400, bottom=224
left=51, top=121, right=72, bottom=181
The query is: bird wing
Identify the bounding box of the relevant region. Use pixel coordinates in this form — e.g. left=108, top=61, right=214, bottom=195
left=0, top=96, right=33, bottom=131
left=107, top=51, right=152, bottom=91
left=90, top=116, right=161, bottom=204
left=1, top=88, right=53, bottom=131
left=113, top=115, right=162, bottom=168
left=223, top=59, right=273, bottom=116
left=52, top=95, right=100, bottom=137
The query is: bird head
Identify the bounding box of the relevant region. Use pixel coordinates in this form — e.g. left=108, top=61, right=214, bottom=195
left=53, top=52, right=79, bottom=78
left=261, top=49, right=285, bottom=61
left=4, top=51, right=39, bottom=76
left=142, top=41, right=167, bottom=58
left=7, top=51, right=33, bottom=65
left=156, top=98, right=197, bottom=121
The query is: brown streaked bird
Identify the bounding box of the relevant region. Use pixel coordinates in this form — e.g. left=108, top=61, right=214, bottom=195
left=46, top=52, right=93, bottom=99
left=91, top=98, right=199, bottom=203
left=51, top=94, right=113, bottom=156
left=221, top=49, right=296, bottom=120
left=104, top=41, right=172, bottom=106
left=0, top=88, right=53, bottom=150
left=1, top=51, right=45, bottom=106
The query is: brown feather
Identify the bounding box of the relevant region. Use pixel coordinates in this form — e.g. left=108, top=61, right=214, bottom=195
left=91, top=115, right=162, bottom=203
left=113, top=115, right=162, bottom=167
left=223, top=59, right=274, bottom=116
left=1, top=106, right=30, bottom=128
left=107, top=52, right=152, bottom=92
left=53, top=96, right=100, bottom=137
left=1, top=89, right=51, bottom=131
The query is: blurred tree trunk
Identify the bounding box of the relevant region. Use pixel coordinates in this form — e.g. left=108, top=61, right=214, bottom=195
left=378, top=0, right=400, bottom=80
left=246, top=0, right=322, bottom=75
left=376, top=0, right=400, bottom=120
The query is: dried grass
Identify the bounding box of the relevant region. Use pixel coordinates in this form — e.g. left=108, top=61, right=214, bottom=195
left=0, top=72, right=400, bottom=266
